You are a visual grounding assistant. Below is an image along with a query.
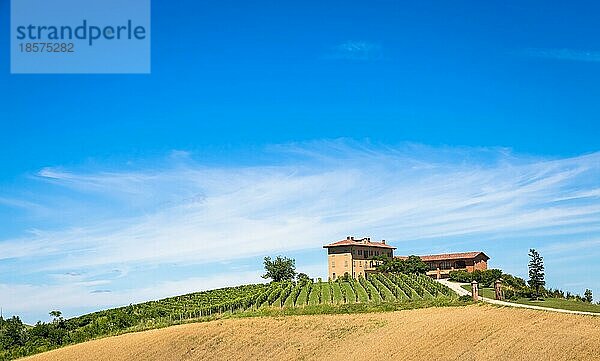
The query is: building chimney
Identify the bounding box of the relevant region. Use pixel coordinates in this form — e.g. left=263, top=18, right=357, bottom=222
left=381, top=240, right=386, bottom=244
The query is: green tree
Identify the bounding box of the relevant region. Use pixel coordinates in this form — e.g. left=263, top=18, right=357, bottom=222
left=584, top=289, right=593, bottom=303
left=374, top=255, right=428, bottom=274
left=502, top=273, right=527, bottom=290
left=472, top=269, right=503, bottom=287
left=296, top=272, right=311, bottom=284
left=262, top=256, right=296, bottom=282
left=527, top=249, right=545, bottom=300
left=402, top=255, right=429, bottom=274
left=338, top=273, right=350, bottom=282
left=0, top=316, right=26, bottom=349
left=373, top=255, right=400, bottom=272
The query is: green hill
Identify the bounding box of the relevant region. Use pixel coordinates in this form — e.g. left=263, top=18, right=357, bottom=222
left=0, top=273, right=456, bottom=360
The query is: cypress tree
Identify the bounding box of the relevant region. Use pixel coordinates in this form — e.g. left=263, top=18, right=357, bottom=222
left=528, top=249, right=545, bottom=300
left=584, top=289, right=593, bottom=303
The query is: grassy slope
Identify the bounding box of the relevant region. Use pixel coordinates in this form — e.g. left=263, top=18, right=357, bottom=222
left=513, top=298, right=600, bottom=313
left=460, top=285, right=600, bottom=313
left=23, top=305, right=600, bottom=361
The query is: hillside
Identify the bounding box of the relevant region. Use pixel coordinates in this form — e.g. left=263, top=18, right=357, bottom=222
left=69, top=273, right=453, bottom=325
left=23, top=305, right=600, bottom=361
left=1, top=274, right=456, bottom=360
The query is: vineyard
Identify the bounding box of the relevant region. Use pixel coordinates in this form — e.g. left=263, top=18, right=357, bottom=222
left=73, top=273, right=455, bottom=325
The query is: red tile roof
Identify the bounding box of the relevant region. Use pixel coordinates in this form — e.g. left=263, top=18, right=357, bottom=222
left=323, top=237, right=396, bottom=249
left=396, top=252, right=489, bottom=262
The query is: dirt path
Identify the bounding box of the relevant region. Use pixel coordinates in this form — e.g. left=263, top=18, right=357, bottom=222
left=438, top=279, right=600, bottom=316
left=23, top=305, right=600, bottom=361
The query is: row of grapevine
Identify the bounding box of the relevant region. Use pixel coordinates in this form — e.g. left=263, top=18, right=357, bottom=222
left=331, top=281, right=344, bottom=304
left=346, top=277, right=359, bottom=302
left=305, top=282, right=313, bottom=305
left=358, top=275, right=382, bottom=302
left=278, top=282, right=294, bottom=307
left=284, top=282, right=302, bottom=307
left=400, top=273, right=431, bottom=298
left=350, top=277, right=369, bottom=302
left=296, top=282, right=311, bottom=305
left=308, top=282, right=321, bottom=305
left=321, top=281, right=332, bottom=304
left=374, top=273, right=408, bottom=300
left=341, top=282, right=356, bottom=303
left=368, top=274, right=396, bottom=302
left=414, top=274, right=454, bottom=296
left=389, top=273, right=421, bottom=299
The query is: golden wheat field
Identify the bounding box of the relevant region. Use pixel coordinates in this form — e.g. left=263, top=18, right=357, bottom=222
left=23, top=305, right=600, bottom=361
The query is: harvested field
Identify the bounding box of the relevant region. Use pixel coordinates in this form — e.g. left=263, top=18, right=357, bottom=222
left=23, top=305, right=600, bottom=361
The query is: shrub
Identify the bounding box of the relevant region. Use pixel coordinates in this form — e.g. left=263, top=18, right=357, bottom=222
left=458, top=295, right=473, bottom=302
left=449, top=269, right=502, bottom=287
left=475, top=269, right=503, bottom=287
left=449, top=270, right=471, bottom=283
left=374, top=255, right=428, bottom=274
left=297, top=273, right=311, bottom=284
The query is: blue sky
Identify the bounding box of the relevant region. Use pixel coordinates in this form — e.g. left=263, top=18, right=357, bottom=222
left=1, top=1, right=600, bottom=322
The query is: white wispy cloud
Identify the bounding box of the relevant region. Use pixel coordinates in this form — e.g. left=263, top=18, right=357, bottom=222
left=522, top=48, right=600, bottom=62
left=1, top=140, right=600, bottom=320
left=327, top=41, right=383, bottom=60
left=4, top=141, right=600, bottom=268
left=540, top=238, right=600, bottom=255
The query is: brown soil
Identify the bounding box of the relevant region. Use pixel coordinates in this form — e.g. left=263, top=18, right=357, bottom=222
left=23, top=305, right=600, bottom=361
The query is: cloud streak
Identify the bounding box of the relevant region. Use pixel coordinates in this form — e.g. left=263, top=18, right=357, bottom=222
left=522, top=48, right=600, bottom=62
left=327, top=41, right=383, bottom=60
